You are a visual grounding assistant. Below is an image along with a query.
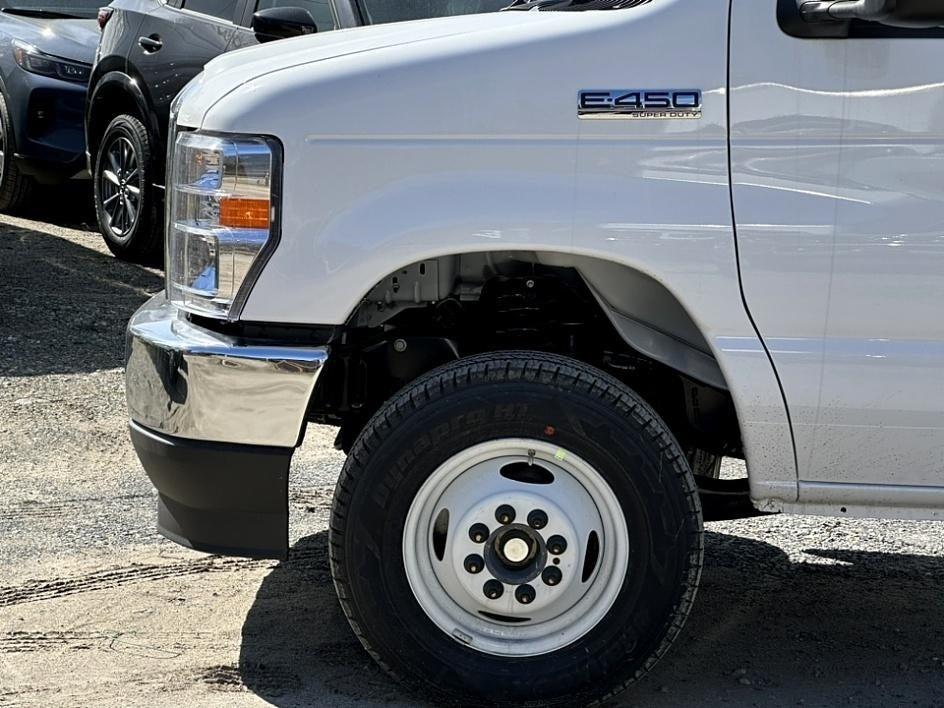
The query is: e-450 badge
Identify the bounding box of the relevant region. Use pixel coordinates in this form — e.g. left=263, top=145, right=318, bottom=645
left=578, top=90, right=703, bottom=120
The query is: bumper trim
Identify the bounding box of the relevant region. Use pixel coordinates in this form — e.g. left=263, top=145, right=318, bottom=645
left=131, top=421, right=291, bottom=559
left=126, top=294, right=328, bottom=448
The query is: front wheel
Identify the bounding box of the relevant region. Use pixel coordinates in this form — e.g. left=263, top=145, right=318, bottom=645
left=93, top=114, right=162, bottom=264
left=330, top=352, right=703, bottom=706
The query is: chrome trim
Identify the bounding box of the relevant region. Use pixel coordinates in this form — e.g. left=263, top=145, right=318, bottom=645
left=125, top=294, right=328, bottom=448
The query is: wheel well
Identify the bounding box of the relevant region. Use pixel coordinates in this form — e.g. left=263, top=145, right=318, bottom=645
left=87, top=83, right=146, bottom=165
left=308, top=252, right=743, bottom=459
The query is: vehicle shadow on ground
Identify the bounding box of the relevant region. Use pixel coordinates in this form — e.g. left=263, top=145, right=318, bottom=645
left=18, top=181, right=98, bottom=231
left=0, top=195, right=162, bottom=376
left=239, top=529, right=944, bottom=707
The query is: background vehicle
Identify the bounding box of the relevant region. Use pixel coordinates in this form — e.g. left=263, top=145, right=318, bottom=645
left=86, top=0, right=509, bottom=263
left=125, top=0, right=944, bottom=705
left=0, top=1, right=101, bottom=211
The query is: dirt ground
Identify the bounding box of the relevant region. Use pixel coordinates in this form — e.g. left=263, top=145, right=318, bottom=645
left=1, top=188, right=943, bottom=707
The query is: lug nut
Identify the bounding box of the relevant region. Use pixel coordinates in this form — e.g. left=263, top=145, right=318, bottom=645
left=542, top=566, right=562, bottom=586
left=469, top=523, right=490, bottom=544
left=464, top=554, right=484, bottom=574
left=515, top=584, right=536, bottom=605
left=527, top=509, right=548, bottom=530
left=547, top=535, right=567, bottom=555
left=495, top=505, right=516, bottom=525
left=483, top=579, right=504, bottom=600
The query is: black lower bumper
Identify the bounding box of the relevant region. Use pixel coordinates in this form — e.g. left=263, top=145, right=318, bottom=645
left=130, top=422, right=292, bottom=559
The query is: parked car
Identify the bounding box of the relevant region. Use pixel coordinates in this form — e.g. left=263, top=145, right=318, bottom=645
left=0, top=1, right=101, bottom=210
left=124, top=0, right=944, bottom=705
left=86, top=0, right=509, bottom=262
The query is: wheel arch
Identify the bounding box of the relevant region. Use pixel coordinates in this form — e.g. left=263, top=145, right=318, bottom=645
left=346, top=249, right=729, bottom=391
left=312, top=249, right=743, bottom=467
left=86, top=71, right=158, bottom=170
left=537, top=253, right=727, bottom=390
left=0, top=71, right=19, bottom=150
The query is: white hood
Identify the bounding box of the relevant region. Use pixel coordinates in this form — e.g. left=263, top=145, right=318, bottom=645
left=176, top=12, right=567, bottom=128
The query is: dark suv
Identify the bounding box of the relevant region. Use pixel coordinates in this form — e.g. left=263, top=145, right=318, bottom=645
left=86, top=0, right=508, bottom=262
left=0, top=1, right=101, bottom=211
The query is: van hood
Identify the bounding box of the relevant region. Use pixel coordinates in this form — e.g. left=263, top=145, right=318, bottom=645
left=176, top=12, right=564, bottom=128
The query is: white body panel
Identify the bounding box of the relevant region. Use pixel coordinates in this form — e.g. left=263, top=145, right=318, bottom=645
left=173, top=0, right=944, bottom=516
left=198, top=2, right=796, bottom=503
left=730, top=0, right=944, bottom=505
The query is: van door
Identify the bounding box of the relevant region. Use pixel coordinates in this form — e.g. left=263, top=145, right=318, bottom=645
left=730, top=1, right=944, bottom=501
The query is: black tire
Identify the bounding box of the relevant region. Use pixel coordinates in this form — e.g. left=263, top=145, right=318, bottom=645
left=93, top=114, right=162, bottom=264
left=0, top=92, right=35, bottom=212
left=330, top=351, right=703, bottom=707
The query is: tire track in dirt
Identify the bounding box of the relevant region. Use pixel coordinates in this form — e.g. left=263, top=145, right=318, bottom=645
left=0, top=631, right=114, bottom=653
left=198, top=663, right=303, bottom=694
left=0, top=494, right=151, bottom=521
left=0, top=549, right=319, bottom=608
left=0, top=630, right=234, bottom=666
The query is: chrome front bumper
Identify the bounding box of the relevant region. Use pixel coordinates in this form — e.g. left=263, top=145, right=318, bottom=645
left=125, top=294, right=328, bottom=448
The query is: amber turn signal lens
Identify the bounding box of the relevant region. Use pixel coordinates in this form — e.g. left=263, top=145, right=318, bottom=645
left=219, top=197, right=270, bottom=229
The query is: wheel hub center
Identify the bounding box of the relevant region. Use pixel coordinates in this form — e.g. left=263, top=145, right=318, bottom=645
left=486, top=524, right=545, bottom=582
left=502, top=537, right=530, bottom=564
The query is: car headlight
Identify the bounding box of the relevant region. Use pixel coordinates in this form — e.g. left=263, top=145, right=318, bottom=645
left=12, top=40, right=91, bottom=84
left=166, top=131, right=281, bottom=319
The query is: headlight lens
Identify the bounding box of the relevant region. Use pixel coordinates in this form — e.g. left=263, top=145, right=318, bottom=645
left=12, top=41, right=91, bottom=84
left=166, top=132, right=280, bottom=319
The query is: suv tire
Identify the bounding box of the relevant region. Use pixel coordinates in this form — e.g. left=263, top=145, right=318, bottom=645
left=93, top=114, right=162, bottom=264
left=0, top=92, right=34, bottom=212
left=330, top=351, right=703, bottom=707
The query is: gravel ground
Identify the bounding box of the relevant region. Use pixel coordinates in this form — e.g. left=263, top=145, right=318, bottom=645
left=1, top=188, right=943, bottom=707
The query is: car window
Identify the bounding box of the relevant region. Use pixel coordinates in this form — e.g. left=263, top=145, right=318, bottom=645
left=255, top=1, right=337, bottom=31
left=357, top=0, right=509, bottom=24
left=181, top=0, right=240, bottom=21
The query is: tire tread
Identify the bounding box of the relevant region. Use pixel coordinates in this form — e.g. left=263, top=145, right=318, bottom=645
left=329, top=351, right=703, bottom=707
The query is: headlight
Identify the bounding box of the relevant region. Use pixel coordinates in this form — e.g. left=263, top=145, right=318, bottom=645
left=12, top=41, right=91, bottom=84
left=166, top=131, right=281, bottom=319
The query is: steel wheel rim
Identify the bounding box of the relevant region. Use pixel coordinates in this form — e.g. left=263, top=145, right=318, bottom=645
left=100, top=136, right=141, bottom=239
left=403, top=438, right=629, bottom=657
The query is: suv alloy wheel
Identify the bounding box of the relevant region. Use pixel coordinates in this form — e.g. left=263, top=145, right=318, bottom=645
left=93, top=114, right=162, bottom=263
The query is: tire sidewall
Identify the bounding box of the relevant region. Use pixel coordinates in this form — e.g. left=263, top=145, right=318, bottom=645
left=93, top=115, right=160, bottom=263
left=0, top=92, right=12, bottom=190
left=336, top=365, right=701, bottom=706
left=0, top=90, right=33, bottom=212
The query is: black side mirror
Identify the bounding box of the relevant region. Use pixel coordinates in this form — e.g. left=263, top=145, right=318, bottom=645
left=251, top=6, right=318, bottom=43
left=800, top=0, right=944, bottom=28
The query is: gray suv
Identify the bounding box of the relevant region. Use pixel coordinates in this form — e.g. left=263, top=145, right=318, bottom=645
left=86, top=0, right=509, bottom=263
